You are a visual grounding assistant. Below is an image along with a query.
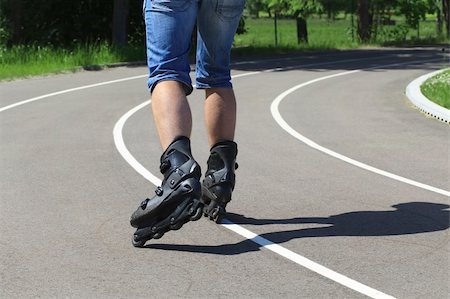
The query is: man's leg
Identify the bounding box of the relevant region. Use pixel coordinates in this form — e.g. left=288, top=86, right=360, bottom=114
left=131, top=81, right=203, bottom=246
left=202, top=87, right=238, bottom=222
left=130, top=0, right=203, bottom=247
left=143, top=0, right=197, bottom=149
left=152, top=81, right=193, bottom=150
left=204, top=87, right=236, bottom=146
left=196, top=0, right=245, bottom=222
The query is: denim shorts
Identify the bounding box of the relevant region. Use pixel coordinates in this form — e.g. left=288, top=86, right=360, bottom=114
left=143, top=0, right=245, bottom=95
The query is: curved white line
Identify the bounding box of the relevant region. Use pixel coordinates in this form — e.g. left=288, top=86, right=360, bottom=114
left=2, top=55, right=432, bottom=299
left=1, top=55, right=388, bottom=114
left=271, top=61, right=450, bottom=197
left=221, top=219, right=395, bottom=299
left=0, top=74, right=148, bottom=113
left=114, top=58, right=444, bottom=298
left=113, top=100, right=161, bottom=184
left=113, top=97, right=395, bottom=299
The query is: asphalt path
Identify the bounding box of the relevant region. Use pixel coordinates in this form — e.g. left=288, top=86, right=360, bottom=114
left=1, top=47, right=449, bottom=299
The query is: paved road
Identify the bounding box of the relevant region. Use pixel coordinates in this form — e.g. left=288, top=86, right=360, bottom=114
left=1, top=47, right=449, bottom=299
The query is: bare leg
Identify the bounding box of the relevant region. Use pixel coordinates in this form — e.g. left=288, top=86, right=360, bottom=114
left=204, top=87, right=236, bottom=146
left=151, top=81, right=193, bottom=150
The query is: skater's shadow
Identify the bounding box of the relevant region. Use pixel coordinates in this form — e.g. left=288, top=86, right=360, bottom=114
left=146, top=202, right=450, bottom=255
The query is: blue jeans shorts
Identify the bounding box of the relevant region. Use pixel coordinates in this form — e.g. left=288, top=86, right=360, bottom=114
left=144, top=0, right=245, bottom=95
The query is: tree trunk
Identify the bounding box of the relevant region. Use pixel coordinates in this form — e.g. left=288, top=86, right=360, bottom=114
left=274, top=13, right=278, bottom=46
left=10, top=0, right=24, bottom=44
left=296, top=17, right=308, bottom=43
left=444, top=0, right=450, bottom=39
left=437, top=1, right=443, bottom=35
left=112, top=0, right=129, bottom=47
left=357, top=0, right=372, bottom=42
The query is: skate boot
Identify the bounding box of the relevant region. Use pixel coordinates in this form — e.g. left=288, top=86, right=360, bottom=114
left=130, top=137, right=203, bottom=247
left=202, top=141, right=238, bottom=223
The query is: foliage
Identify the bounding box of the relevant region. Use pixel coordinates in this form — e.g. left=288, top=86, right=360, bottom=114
left=377, top=24, right=409, bottom=42
left=0, top=13, right=9, bottom=47
left=0, top=0, right=448, bottom=52
left=353, top=0, right=448, bottom=42
left=263, top=0, right=323, bottom=17
left=0, top=0, right=144, bottom=47
left=246, top=0, right=270, bottom=17
left=235, top=11, right=446, bottom=48
left=319, top=0, right=350, bottom=18
left=237, top=16, right=248, bottom=34
left=244, top=0, right=448, bottom=42
left=0, top=42, right=145, bottom=80
left=397, top=0, right=429, bottom=29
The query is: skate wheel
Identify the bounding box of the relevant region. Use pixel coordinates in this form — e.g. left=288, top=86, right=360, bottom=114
left=132, top=237, right=146, bottom=248
left=170, top=222, right=183, bottom=230
left=153, top=232, right=164, bottom=239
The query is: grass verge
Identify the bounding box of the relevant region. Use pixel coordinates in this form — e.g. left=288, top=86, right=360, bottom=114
left=1, top=17, right=448, bottom=81
left=420, top=69, right=450, bottom=109
left=0, top=43, right=145, bottom=81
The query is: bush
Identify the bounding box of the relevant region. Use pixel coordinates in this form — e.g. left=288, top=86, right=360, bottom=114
left=377, top=24, right=409, bottom=42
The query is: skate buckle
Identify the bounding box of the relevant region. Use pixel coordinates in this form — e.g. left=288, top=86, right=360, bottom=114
left=140, top=198, right=150, bottom=209
left=211, top=207, right=220, bottom=218
left=160, top=160, right=171, bottom=173
left=155, top=186, right=163, bottom=196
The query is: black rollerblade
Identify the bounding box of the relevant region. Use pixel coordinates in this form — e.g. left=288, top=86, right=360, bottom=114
left=202, top=141, right=238, bottom=223
left=130, top=137, right=203, bottom=247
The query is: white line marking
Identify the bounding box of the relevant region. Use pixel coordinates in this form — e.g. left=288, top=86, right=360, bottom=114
left=0, top=55, right=386, bottom=113
left=4, top=56, right=438, bottom=299
left=112, top=100, right=159, bottom=183
left=113, top=97, right=396, bottom=299
left=221, top=219, right=395, bottom=299
left=113, top=61, right=424, bottom=298
left=270, top=60, right=450, bottom=197
left=0, top=74, right=148, bottom=113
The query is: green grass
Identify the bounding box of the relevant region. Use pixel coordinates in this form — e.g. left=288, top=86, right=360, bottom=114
left=234, top=17, right=359, bottom=49
left=0, top=43, right=145, bottom=81
left=421, top=69, right=450, bottom=109
left=0, top=16, right=447, bottom=81
left=234, top=16, right=447, bottom=50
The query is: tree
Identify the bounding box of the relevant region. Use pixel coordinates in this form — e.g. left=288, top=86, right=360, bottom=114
left=112, top=0, right=129, bottom=46
left=398, top=0, right=428, bottom=37
left=319, top=0, right=348, bottom=20
left=8, top=0, right=23, bottom=44
left=246, top=0, right=269, bottom=18
left=357, top=0, right=372, bottom=42
left=0, top=0, right=147, bottom=47
left=264, top=0, right=323, bottom=43
left=444, top=0, right=450, bottom=38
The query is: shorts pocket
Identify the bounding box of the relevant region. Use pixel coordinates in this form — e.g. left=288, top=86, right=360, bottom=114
left=151, top=0, right=192, bottom=12
left=216, top=0, right=245, bottom=21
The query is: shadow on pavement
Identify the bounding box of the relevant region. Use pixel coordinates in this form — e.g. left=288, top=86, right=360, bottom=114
left=145, top=202, right=450, bottom=255
left=228, top=47, right=449, bottom=73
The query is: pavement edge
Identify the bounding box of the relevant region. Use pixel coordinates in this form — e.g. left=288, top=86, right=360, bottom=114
left=405, top=69, right=450, bottom=124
